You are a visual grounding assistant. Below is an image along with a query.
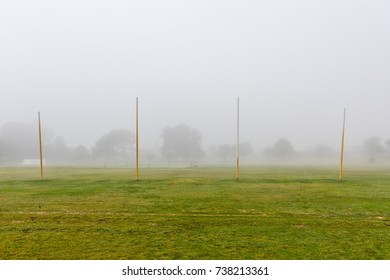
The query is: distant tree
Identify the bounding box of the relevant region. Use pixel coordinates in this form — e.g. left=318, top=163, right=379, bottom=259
left=160, top=124, right=205, bottom=162
left=264, top=138, right=295, bottom=159
left=215, top=144, right=234, bottom=161
left=140, top=149, right=156, bottom=167
left=71, top=145, right=90, bottom=162
left=0, top=122, right=94, bottom=165
left=363, top=137, right=385, bottom=163
left=144, top=152, right=155, bottom=162
left=0, top=141, right=3, bottom=164
left=385, top=139, right=390, bottom=151
left=211, top=142, right=253, bottom=161
left=45, top=136, right=70, bottom=162
left=0, top=122, right=54, bottom=164
left=314, top=144, right=333, bottom=158
left=93, top=130, right=135, bottom=163
left=235, top=142, right=254, bottom=159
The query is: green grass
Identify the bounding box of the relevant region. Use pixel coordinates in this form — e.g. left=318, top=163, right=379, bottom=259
left=1, top=165, right=390, bottom=260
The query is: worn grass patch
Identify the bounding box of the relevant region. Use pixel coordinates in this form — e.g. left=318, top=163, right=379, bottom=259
left=1, top=166, right=390, bottom=259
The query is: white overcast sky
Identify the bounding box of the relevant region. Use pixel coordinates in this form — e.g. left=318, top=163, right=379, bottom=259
left=1, top=0, right=390, bottom=150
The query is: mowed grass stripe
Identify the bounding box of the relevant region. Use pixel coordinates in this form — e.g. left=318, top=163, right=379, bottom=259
left=1, top=166, right=390, bottom=259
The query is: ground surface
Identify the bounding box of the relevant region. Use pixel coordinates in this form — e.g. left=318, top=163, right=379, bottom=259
left=1, top=166, right=390, bottom=259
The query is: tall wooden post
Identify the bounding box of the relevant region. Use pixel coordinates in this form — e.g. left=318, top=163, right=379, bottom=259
left=236, top=97, right=240, bottom=181
left=38, top=112, right=44, bottom=179
left=136, top=97, right=139, bottom=181
left=339, top=108, right=346, bottom=181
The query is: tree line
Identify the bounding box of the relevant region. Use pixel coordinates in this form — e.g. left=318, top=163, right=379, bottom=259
left=0, top=122, right=250, bottom=165
left=1, top=122, right=390, bottom=165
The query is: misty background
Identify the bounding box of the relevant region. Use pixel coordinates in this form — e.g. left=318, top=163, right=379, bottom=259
left=1, top=0, right=390, bottom=165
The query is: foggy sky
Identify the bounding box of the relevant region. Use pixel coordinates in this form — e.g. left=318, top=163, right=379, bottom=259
left=1, top=0, right=390, bottom=151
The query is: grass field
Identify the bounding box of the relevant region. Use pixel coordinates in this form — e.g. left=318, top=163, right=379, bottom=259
left=1, top=165, right=390, bottom=260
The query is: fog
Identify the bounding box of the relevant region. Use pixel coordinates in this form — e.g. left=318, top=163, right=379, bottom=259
left=1, top=0, right=390, bottom=164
